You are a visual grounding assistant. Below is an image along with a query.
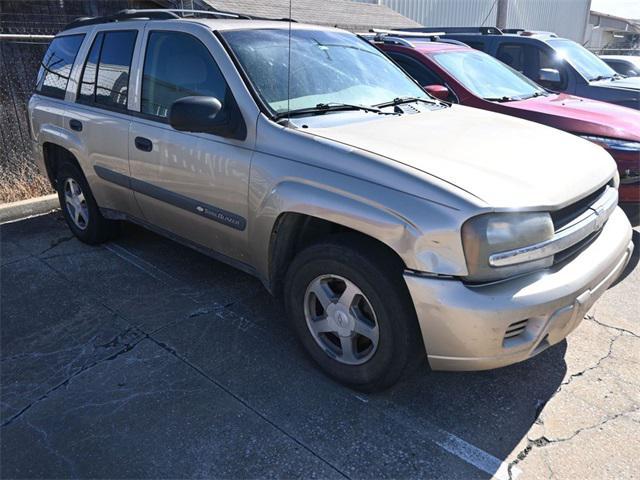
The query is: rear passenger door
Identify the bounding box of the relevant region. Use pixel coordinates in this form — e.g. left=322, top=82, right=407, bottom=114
left=65, top=26, right=143, bottom=217
left=127, top=24, right=252, bottom=263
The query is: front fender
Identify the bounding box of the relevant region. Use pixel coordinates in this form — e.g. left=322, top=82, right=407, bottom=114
left=248, top=155, right=472, bottom=285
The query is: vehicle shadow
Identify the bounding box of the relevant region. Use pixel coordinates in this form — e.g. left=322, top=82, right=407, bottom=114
left=111, top=222, right=567, bottom=478
left=0, top=215, right=569, bottom=478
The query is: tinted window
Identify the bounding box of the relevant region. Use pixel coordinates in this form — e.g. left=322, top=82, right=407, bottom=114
left=141, top=31, right=228, bottom=118
left=388, top=53, right=443, bottom=86
left=465, top=41, right=485, bottom=51
left=36, top=34, right=84, bottom=99
left=497, top=44, right=525, bottom=72
left=77, top=32, right=103, bottom=104
left=95, top=30, right=137, bottom=109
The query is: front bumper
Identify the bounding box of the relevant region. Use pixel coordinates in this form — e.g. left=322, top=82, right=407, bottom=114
left=404, top=207, right=633, bottom=371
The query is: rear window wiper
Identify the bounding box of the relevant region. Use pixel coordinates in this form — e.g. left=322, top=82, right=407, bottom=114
left=274, top=102, right=394, bottom=121
left=374, top=96, right=437, bottom=108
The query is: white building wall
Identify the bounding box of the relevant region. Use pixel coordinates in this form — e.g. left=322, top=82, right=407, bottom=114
left=355, top=0, right=591, bottom=42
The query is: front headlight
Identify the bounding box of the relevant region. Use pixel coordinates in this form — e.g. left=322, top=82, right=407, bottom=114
left=579, top=135, right=640, bottom=152
left=462, top=212, right=554, bottom=282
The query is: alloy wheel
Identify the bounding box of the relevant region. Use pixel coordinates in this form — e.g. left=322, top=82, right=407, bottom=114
left=63, top=178, right=89, bottom=230
left=304, top=274, right=379, bottom=365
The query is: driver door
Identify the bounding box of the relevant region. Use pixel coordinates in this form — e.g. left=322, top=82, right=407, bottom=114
left=128, top=26, right=252, bottom=263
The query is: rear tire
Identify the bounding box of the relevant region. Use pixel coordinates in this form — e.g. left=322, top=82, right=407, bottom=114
left=56, top=161, right=119, bottom=244
left=284, top=234, right=424, bottom=391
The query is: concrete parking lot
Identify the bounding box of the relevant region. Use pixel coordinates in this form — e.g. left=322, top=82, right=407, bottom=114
left=1, top=211, right=638, bottom=479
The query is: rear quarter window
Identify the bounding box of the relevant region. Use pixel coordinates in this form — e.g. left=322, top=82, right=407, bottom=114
left=35, top=34, right=85, bottom=99
left=77, top=30, right=137, bottom=110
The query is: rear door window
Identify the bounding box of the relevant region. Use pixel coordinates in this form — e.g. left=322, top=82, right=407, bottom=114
left=35, top=34, right=85, bottom=99
left=77, top=30, right=137, bottom=110
left=496, top=43, right=526, bottom=72
left=387, top=52, right=444, bottom=86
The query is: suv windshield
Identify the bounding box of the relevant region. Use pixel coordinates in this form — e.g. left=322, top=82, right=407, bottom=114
left=432, top=49, right=546, bottom=101
left=222, top=28, right=429, bottom=115
left=547, top=39, right=617, bottom=81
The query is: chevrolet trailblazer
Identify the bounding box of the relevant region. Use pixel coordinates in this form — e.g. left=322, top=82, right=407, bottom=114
left=29, top=9, right=633, bottom=390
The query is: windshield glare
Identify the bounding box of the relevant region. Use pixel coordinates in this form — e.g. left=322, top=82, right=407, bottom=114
left=222, top=29, right=428, bottom=115
left=432, top=49, right=545, bottom=100
left=548, top=39, right=617, bottom=81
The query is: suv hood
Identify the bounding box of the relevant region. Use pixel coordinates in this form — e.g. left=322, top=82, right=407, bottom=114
left=302, top=105, right=616, bottom=209
left=503, top=94, right=640, bottom=141
left=591, top=75, right=640, bottom=91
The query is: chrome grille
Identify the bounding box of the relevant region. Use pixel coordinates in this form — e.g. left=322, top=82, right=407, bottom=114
left=489, top=185, right=618, bottom=268
left=551, top=185, right=606, bottom=231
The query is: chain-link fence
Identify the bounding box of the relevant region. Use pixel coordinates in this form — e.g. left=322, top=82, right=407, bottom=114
left=0, top=0, right=136, bottom=202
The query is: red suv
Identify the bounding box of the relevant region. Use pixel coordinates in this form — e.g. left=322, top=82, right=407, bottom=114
left=373, top=34, right=640, bottom=217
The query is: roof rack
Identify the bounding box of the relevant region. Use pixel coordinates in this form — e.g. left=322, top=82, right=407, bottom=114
left=365, top=29, right=470, bottom=47
left=402, top=26, right=504, bottom=35
left=62, top=8, right=296, bottom=32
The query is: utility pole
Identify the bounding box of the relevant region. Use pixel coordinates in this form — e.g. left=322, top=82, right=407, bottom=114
left=496, top=0, right=509, bottom=29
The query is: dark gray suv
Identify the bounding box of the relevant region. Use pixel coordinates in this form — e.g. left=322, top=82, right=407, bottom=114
left=407, top=27, right=640, bottom=110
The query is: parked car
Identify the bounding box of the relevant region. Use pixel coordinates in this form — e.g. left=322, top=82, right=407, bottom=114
left=601, top=55, right=640, bottom=77
left=30, top=10, right=633, bottom=391
left=405, top=27, right=640, bottom=110
left=370, top=33, right=639, bottom=218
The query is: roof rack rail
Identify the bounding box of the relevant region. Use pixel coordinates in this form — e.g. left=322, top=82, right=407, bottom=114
left=63, top=9, right=179, bottom=31
left=366, top=29, right=469, bottom=47
left=403, top=26, right=503, bottom=35
left=62, top=8, right=296, bottom=32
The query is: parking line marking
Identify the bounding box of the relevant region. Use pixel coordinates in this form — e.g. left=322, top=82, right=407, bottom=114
left=104, top=243, right=178, bottom=284
left=379, top=405, right=521, bottom=479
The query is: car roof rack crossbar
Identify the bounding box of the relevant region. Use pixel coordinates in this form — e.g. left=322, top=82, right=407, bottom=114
left=365, top=29, right=469, bottom=48
left=403, top=26, right=504, bottom=35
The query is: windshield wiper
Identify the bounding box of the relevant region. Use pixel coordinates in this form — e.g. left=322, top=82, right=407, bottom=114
left=483, top=96, right=516, bottom=103
left=274, top=102, right=393, bottom=121
left=590, top=75, right=613, bottom=82
left=518, top=91, right=548, bottom=100
left=374, top=96, right=438, bottom=108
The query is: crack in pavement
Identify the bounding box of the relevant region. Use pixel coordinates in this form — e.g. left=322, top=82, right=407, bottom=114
left=586, top=314, right=639, bottom=338
left=13, top=252, right=351, bottom=479
left=37, top=235, right=75, bottom=257
left=507, top=314, right=639, bottom=479
left=1, top=328, right=146, bottom=428
left=555, top=330, right=623, bottom=394
left=140, top=331, right=352, bottom=480
left=509, top=404, right=639, bottom=479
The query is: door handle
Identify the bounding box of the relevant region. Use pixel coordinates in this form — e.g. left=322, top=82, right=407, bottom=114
left=69, top=119, right=83, bottom=132
left=134, top=136, right=153, bottom=152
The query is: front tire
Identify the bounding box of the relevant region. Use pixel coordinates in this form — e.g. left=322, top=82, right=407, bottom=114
left=56, top=162, right=118, bottom=244
left=284, top=234, right=424, bottom=391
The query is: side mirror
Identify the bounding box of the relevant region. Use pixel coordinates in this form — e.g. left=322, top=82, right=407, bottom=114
left=169, top=96, right=223, bottom=134
left=538, top=68, right=561, bottom=84
left=169, top=96, right=246, bottom=140
left=424, top=84, right=450, bottom=101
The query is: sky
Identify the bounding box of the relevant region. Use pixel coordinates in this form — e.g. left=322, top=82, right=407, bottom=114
left=590, top=0, right=640, bottom=19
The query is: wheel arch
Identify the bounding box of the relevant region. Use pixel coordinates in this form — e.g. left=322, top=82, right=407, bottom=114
left=254, top=181, right=417, bottom=296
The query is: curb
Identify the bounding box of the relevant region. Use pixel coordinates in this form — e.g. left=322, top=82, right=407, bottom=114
left=0, top=194, right=59, bottom=224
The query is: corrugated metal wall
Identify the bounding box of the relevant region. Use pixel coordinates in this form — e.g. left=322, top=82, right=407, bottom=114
left=507, top=0, right=590, bottom=42
left=355, top=0, right=591, bottom=42
left=363, top=0, right=498, bottom=28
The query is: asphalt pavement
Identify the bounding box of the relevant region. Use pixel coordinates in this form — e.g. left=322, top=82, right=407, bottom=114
left=1, top=211, right=638, bottom=479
